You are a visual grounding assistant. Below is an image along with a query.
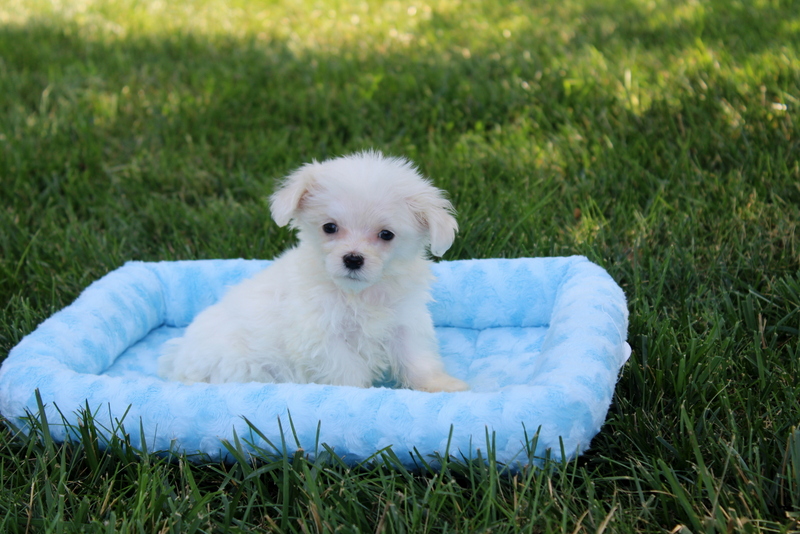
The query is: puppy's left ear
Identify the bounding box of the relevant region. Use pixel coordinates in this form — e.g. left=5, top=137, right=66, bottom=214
left=269, top=163, right=317, bottom=227
left=409, top=186, right=459, bottom=257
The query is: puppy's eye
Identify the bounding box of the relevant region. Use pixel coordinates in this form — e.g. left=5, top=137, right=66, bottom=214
left=378, top=230, right=395, bottom=241
left=322, top=223, right=338, bottom=234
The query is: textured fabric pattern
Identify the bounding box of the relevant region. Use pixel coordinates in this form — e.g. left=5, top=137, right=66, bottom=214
left=0, top=257, right=630, bottom=467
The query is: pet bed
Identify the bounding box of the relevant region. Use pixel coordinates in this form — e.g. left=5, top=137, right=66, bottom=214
left=0, top=257, right=630, bottom=468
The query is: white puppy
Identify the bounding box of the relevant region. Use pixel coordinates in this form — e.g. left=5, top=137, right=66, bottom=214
left=158, top=151, right=468, bottom=392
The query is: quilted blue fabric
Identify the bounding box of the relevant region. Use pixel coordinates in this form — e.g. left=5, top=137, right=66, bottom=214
left=0, top=257, right=630, bottom=468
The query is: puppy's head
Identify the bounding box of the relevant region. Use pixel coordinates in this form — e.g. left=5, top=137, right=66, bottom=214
left=270, top=151, right=458, bottom=291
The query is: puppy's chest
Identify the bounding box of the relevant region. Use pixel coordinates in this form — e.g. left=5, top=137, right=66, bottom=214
left=333, top=301, right=396, bottom=353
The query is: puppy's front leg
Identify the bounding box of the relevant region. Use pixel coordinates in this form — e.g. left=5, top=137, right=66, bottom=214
left=315, top=338, right=377, bottom=388
left=392, top=325, right=468, bottom=392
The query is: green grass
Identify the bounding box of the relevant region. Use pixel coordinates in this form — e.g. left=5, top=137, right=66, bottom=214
left=1, top=0, right=799, bottom=531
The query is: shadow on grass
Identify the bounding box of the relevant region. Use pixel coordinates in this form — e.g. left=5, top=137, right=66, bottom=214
left=1, top=2, right=797, bottom=174
left=0, top=3, right=798, bottom=316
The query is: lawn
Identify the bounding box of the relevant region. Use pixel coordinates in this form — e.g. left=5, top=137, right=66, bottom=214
left=1, top=0, right=799, bottom=531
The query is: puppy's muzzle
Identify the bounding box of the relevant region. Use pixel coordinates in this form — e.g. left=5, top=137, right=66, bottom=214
left=343, top=253, right=364, bottom=271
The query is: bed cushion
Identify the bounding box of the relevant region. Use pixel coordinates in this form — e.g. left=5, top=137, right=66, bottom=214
left=0, top=257, right=630, bottom=468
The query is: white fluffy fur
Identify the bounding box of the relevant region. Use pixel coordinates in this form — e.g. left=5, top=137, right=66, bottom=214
left=158, top=151, right=468, bottom=392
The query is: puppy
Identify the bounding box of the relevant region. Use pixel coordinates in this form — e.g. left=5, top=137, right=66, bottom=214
left=158, top=151, right=468, bottom=392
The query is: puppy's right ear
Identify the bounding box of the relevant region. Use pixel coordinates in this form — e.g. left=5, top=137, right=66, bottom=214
left=269, top=163, right=317, bottom=227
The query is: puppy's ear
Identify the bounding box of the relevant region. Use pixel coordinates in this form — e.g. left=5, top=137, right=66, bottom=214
left=269, top=163, right=317, bottom=227
left=409, top=186, right=459, bottom=257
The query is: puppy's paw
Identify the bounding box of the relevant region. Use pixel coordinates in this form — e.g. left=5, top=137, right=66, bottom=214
left=416, top=373, right=469, bottom=393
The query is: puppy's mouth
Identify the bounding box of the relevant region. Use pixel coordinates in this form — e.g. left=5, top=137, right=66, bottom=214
left=336, top=268, right=375, bottom=291
left=340, top=253, right=370, bottom=283
left=327, top=253, right=379, bottom=291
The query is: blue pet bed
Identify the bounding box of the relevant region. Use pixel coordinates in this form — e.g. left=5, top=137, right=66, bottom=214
left=0, top=257, right=630, bottom=468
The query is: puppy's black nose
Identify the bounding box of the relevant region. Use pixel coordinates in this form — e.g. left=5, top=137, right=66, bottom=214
left=343, top=253, right=364, bottom=271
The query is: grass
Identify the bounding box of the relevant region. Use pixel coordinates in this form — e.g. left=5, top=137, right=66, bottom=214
left=1, top=0, right=799, bottom=531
